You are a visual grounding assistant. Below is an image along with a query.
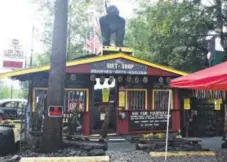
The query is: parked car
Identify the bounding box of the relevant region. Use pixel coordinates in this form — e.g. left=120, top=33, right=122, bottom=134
left=0, top=99, right=27, bottom=120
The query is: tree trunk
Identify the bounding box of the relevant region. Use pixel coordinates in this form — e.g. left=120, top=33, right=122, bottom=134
left=41, top=0, right=68, bottom=153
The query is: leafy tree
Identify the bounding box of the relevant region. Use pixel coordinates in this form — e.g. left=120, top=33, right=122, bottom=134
left=0, top=80, right=27, bottom=99
left=32, top=0, right=105, bottom=65
left=125, top=1, right=215, bottom=72
left=0, top=86, right=11, bottom=99
left=32, top=0, right=227, bottom=71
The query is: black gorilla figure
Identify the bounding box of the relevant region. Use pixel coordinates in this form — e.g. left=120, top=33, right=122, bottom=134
left=99, top=5, right=125, bottom=47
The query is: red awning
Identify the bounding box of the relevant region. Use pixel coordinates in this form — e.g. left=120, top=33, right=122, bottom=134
left=170, top=61, right=227, bottom=90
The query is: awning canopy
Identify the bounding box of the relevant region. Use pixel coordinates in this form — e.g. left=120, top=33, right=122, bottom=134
left=170, top=61, right=227, bottom=90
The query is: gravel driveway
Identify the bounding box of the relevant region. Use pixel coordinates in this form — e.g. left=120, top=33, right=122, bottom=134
left=107, top=137, right=227, bottom=162
left=107, top=150, right=227, bottom=162
left=1, top=137, right=227, bottom=162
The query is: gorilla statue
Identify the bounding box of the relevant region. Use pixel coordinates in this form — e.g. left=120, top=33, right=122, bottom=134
left=99, top=4, right=125, bottom=47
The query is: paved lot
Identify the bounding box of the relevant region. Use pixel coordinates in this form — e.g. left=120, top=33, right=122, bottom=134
left=200, top=137, right=222, bottom=150
left=108, top=141, right=136, bottom=152
left=107, top=136, right=223, bottom=151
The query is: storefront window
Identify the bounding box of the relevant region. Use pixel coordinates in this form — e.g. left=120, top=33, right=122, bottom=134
left=152, top=89, right=173, bottom=110
left=33, top=88, right=88, bottom=112
left=65, top=89, right=88, bottom=112
left=33, top=89, right=47, bottom=112
left=126, top=89, right=147, bottom=110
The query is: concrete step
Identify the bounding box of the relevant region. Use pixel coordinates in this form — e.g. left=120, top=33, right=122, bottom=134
left=89, top=136, right=126, bottom=142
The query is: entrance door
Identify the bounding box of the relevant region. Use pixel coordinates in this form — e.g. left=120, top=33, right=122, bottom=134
left=91, top=87, right=117, bottom=134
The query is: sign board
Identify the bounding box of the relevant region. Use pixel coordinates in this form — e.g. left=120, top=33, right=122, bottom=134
left=90, top=59, right=147, bottom=75
left=2, top=39, right=25, bottom=69
left=128, top=111, right=171, bottom=131
left=102, top=88, right=110, bottom=103
left=3, top=60, right=23, bottom=68
left=118, top=91, right=125, bottom=107
left=214, top=99, right=222, bottom=111
left=184, top=98, right=191, bottom=110
left=48, top=106, right=63, bottom=117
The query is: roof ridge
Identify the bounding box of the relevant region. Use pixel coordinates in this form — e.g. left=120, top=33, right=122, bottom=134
left=0, top=53, right=188, bottom=79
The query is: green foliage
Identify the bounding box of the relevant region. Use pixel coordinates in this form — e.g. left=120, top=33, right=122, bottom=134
left=0, top=80, right=28, bottom=99
left=33, top=0, right=105, bottom=66
left=0, top=86, right=11, bottom=99
left=32, top=0, right=227, bottom=72
left=126, top=1, right=214, bottom=72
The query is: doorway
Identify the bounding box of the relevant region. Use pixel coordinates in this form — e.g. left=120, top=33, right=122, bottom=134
left=181, top=98, right=225, bottom=137
left=91, top=78, right=117, bottom=134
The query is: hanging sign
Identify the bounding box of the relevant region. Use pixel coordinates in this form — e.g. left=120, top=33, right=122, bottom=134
left=48, top=106, right=63, bottom=117
left=102, top=88, right=110, bottom=103
left=184, top=98, right=191, bottom=110
left=118, top=91, right=125, bottom=107
left=90, top=59, right=147, bottom=75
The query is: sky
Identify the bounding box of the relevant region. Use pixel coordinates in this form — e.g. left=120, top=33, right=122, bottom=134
left=0, top=0, right=135, bottom=73
left=0, top=0, right=216, bottom=81
left=0, top=0, right=43, bottom=73
left=0, top=0, right=135, bottom=89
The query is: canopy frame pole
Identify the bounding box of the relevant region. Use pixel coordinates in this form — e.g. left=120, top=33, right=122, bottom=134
left=164, top=89, right=171, bottom=161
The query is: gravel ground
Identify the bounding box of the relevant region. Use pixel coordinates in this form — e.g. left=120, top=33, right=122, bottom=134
left=107, top=151, right=152, bottom=162
left=1, top=137, right=227, bottom=162
left=107, top=149, right=227, bottom=162
left=1, top=149, right=227, bottom=162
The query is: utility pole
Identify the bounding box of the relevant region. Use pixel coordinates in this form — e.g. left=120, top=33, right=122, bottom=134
left=25, top=25, right=35, bottom=135
left=10, top=80, right=13, bottom=99
left=30, top=26, right=35, bottom=68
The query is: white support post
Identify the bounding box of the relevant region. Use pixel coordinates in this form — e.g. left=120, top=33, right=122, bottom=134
left=165, top=90, right=171, bottom=161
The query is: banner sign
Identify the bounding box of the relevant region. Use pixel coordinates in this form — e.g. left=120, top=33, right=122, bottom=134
left=90, top=59, right=147, bottom=75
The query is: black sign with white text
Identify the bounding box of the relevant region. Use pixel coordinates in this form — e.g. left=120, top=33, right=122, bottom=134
left=128, top=111, right=172, bottom=131
left=90, top=59, right=147, bottom=75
